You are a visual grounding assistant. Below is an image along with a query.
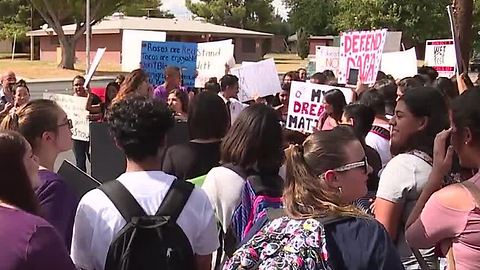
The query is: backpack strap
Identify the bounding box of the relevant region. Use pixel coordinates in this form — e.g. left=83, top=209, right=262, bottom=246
left=222, top=163, right=249, bottom=180
left=266, top=208, right=351, bottom=225
left=156, top=179, right=194, bottom=223
left=99, top=180, right=146, bottom=222
left=370, top=125, right=391, bottom=140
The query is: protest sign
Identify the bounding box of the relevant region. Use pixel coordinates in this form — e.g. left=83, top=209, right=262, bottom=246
left=338, top=29, right=388, bottom=84
left=195, top=40, right=235, bottom=87
left=381, top=48, right=418, bottom=79
left=84, top=47, right=106, bottom=87
left=58, top=160, right=101, bottom=197
left=286, top=81, right=353, bottom=133
left=230, top=58, right=281, bottom=102
left=424, top=39, right=456, bottom=78
left=141, top=41, right=198, bottom=87
left=43, top=93, right=89, bottom=141
left=121, top=30, right=166, bottom=72
left=315, top=46, right=340, bottom=76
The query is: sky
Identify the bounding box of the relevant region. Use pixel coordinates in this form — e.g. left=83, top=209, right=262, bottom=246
left=161, top=0, right=289, bottom=19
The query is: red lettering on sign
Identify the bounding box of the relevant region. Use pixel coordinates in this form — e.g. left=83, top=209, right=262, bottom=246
left=293, top=101, right=301, bottom=113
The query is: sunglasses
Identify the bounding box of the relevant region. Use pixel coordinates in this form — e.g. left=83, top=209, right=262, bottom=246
left=332, top=156, right=369, bottom=174
left=58, top=119, right=73, bottom=129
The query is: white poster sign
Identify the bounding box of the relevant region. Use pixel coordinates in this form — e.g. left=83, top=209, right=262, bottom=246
left=286, top=81, right=353, bottom=133
left=43, top=94, right=89, bottom=141
left=195, top=40, right=235, bottom=87
left=84, top=47, right=106, bottom=87
left=424, top=39, right=456, bottom=78
left=122, top=30, right=166, bottom=72
left=230, top=58, right=281, bottom=102
left=381, top=48, right=418, bottom=79
left=315, top=46, right=339, bottom=76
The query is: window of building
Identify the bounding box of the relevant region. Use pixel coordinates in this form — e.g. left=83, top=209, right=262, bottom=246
left=242, top=38, right=256, bottom=53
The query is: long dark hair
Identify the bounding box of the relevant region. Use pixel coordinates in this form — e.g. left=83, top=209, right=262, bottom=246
left=397, top=87, right=449, bottom=156
left=324, top=89, right=347, bottom=121
left=0, top=131, right=39, bottom=214
left=221, top=104, right=283, bottom=173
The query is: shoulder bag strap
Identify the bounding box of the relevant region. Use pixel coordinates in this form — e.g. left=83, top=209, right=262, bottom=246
left=99, top=180, right=146, bottom=222
left=410, top=248, right=431, bottom=270
left=156, top=179, right=194, bottom=223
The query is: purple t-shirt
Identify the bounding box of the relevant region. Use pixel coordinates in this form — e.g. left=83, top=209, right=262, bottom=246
left=0, top=206, right=76, bottom=270
left=153, top=85, right=187, bottom=102
left=34, top=170, right=79, bottom=250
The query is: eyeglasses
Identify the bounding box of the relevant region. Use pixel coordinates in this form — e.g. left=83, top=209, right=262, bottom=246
left=332, top=156, right=369, bottom=174
left=58, top=119, right=73, bottom=129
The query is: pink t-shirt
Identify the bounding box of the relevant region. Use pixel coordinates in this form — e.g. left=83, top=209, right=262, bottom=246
left=406, top=174, right=480, bottom=270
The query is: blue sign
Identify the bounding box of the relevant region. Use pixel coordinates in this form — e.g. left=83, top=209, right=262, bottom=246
left=141, top=41, right=198, bottom=87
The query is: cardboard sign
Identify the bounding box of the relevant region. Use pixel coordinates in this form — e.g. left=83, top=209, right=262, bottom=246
left=57, top=160, right=101, bottom=198
left=315, top=46, right=340, bottom=76
left=424, top=39, right=456, bottom=78
left=43, top=93, right=89, bottom=141
left=381, top=48, right=418, bottom=79
left=121, top=30, right=166, bottom=72
left=141, top=41, right=198, bottom=87
left=230, top=58, right=282, bottom=102
left=286, top=81, right=353, bottom=133
left=84, top=47, right=106, bottom=87
left=195, top=40, right=235, bottom=88
left=339, top=29, right=388, bottom=84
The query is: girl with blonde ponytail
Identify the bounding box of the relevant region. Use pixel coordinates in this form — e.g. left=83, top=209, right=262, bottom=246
left=225, top=126, right=404, bottom=270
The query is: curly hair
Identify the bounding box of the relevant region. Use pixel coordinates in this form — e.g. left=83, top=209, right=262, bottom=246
left=107, top=96, right=174, bottom=162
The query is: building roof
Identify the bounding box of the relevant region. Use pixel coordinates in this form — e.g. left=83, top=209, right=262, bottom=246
left=27, top=15, right=273, bottom=38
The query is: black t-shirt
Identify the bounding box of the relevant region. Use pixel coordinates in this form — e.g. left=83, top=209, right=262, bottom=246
left=162, top=141, right=221, bottom=180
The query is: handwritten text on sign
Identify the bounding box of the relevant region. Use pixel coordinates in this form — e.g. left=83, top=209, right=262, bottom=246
left=43, top=94, right=89, bottom=142
left=141, top=41, right=198, bottom=87
left=424, top=39, right=456, bottom=78
left=286, top=81, right=353, bottom=133
left=195, top=40, right=235, bottom=88
left=315, top=46, right=340, bottom=76
left=339, top=29, right=387, bottom=84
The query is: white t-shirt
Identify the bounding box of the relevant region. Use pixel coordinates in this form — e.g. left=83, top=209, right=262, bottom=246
left=366, top=123, right=392, bottom=168
left=70, top=171, right=219, bottom=270
left=376, top=153, right=438, bottom=269
left=202, top=166, right=245, bottom=232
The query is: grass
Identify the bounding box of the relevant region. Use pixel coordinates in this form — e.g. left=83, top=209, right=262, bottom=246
left=265, top=53, right=309, bottom=73
left=0, top=59, right=123, bottom=80
left=2, top=53, right=305, bottom=80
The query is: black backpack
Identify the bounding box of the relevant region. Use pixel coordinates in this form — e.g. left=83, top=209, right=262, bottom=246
left=99, top=179, right=196, bottom=270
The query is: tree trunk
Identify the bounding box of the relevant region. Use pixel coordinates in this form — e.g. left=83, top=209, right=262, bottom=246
left=454, top=0, right=474, bottom=72
left=58, top=36, right=76, bottom=70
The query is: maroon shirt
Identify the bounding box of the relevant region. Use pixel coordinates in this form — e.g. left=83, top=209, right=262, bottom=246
left=35, top=170, right=79, bottom=250
left=0, top=206, right=76, bottom=270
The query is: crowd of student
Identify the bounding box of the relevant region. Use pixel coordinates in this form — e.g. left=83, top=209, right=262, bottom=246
left=0, top=63, right=480, bottom=270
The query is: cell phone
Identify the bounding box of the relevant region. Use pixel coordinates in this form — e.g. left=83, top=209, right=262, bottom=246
left=347, top=68, right=359, bottom=85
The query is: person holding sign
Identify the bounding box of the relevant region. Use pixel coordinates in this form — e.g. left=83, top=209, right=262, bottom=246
left=1, top=100, right=79, bottom=250
left=153, top=66, right=187, bottom=103
left=0, top=131, right=76, bottom=270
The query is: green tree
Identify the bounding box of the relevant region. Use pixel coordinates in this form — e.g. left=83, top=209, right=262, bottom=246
left=333, top=0, right=451, bottom=46
left=30, top=0, right=172, bottom=69
left=283, top=0, right=337, bottom=36
left=296, top=27, right=308, bottom=59
left=0, top=0, right=31, bottom=41
left=121, top=0, right=174, bottom=18
left=186, top=0, right=275, bottom=31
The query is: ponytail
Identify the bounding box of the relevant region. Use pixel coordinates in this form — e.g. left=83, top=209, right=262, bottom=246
left=283, top=128, right=370, bottom=219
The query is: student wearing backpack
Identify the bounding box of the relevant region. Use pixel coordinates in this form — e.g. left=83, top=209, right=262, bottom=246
left=71, top=96, right=219, bottom=270
left=225, top=126, right=404, bottom=270
left=202, top=104, right=284, bottom=253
